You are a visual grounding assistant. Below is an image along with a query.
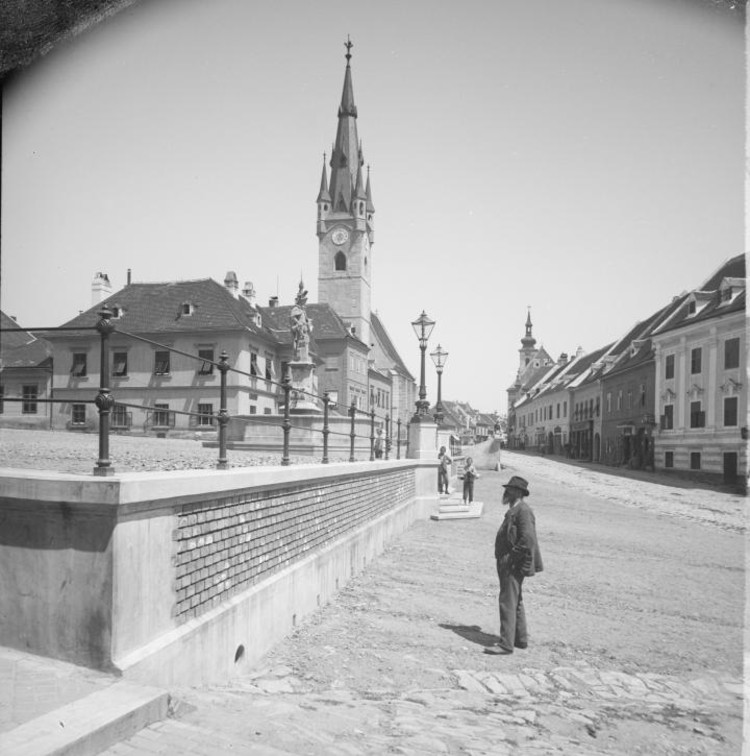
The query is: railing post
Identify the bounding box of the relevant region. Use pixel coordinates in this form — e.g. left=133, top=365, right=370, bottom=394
left=396, top=418, right=402, bottom=460
left=369, top=408, right=376, bottom=461
left=281, top=365, right=292, bottom=466
left=216, top=350, right=229, bottom=469
left=385, top=414, right=391, bottom=461
left=94, top=307, right=115, bottom=476
left=349, top=401, right=356, bottom=462
left=322, top=391, right=330, bottom=464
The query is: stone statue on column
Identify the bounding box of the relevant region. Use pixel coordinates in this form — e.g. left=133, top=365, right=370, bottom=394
left=290, top=282, right=313, bottom=363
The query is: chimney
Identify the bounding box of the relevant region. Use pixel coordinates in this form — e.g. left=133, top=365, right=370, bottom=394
left=127, top=268, right=132, bottom=285
left=268, top=295, right=279, bottom=308
left=224, top=271, right=239, bottom=298
left=91, top=272, right=112, bottom=306
left=558, top=352, right=568, bottom=365
left=575, top=346, right=585, bottom=358
left=241, top=281, right=256, bottom=305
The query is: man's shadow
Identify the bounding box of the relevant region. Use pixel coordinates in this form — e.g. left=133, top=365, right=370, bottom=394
left=439, top=623, right=498, bottom=648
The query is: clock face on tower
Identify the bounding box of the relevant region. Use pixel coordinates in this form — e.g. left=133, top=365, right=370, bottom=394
left=331, top=227, right=349, bottom=246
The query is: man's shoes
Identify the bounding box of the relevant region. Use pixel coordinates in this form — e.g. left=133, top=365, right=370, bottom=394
left=514, top=642, right=528, bottom=649
left=484, top=645, right=513, bottom=655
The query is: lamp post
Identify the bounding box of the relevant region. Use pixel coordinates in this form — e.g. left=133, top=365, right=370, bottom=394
left=430, top=344, right=448, bottom=425
left=411, top=310, right=435, bottom=421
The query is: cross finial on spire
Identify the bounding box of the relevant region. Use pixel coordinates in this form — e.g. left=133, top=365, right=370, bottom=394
left=345, top=36, right=353, bottom=63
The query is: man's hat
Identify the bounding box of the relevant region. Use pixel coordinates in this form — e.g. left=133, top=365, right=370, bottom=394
left=502, top=475, right=530, bottom=497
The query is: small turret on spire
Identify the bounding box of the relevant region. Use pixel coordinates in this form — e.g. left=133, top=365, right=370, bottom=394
left=365, top=165, right=375, bottom=213
left=317, top=152, right=331, bottom=203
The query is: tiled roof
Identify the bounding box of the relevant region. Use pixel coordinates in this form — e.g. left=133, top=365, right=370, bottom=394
left=654, top=256, right=746, bottom=336
left=57, top=279, right=266, bottom=336
left=698, top=253, right=745, bottom=291
left=0, top=310, right=52, bottom=368
left=258, top=303, right=355, bottom=350
left=371, top=313, right=414, bottom=380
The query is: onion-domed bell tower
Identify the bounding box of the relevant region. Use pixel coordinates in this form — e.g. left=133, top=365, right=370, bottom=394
left=317, top=38, right=375, bottom=347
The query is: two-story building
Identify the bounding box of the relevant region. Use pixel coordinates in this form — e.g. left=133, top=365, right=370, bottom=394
left=651, top=254, right=746, bottom=485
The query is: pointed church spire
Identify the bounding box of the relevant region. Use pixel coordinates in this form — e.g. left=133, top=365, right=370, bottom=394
left=317, top=152, right=331, bottom=203
left=329, top=38, right=361, bottom=213
left=354, top=160, right=366, bottom=200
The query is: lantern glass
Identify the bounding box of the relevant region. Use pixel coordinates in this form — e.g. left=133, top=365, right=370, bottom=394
left=411, top=311, right=436, bottom=346
left=430, top=344, right=448, bottom=369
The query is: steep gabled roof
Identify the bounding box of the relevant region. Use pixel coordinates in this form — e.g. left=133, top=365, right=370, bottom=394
left=57, top=279, right=266, bottom=336
left=370, top=312, right=414, bottom=380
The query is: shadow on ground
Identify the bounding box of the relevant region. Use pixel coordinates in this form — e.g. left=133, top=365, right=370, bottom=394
left=439, top=624, right=498, bottom=648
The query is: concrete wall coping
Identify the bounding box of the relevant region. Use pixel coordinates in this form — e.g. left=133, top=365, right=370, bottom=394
left=0, top=458, right=438, bottom=506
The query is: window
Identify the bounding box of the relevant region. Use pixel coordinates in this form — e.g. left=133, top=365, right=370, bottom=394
left=690, top=347, right=702, bottom=375
left=661, top=404, right=674, bottom=430
left=595, top=397, right=600, bottom=417
left=688, top=300, right=696, bottom=315
left=250, top=352, right=259, bottom=377
left=71, top=353, right=87, bottom=377
left=563, top=401, right=567, bottom=417
left=335, top=251, right=347, bottom=271
left=0, top=385, right=3, bottom=414
left=22, top=385, right=38, bottom=414
left=690, top=452, right=701, bottom=470
left=263, top=407, right=272, bottom=415
left=627, top=391, right=632, bottom=410
left=264, top=353, right=274, bottom=381
left=724, top=397, right=738, bottom=427
left=72, top=404, right=87, bottom=425
left=664, top=451, right=674, bottom=468
left=689, top=401, right=705, bottom=428
left=154, top=351, right=170, bottom=375
left=181, top=303, right=193, bottom=315
left=640, top=384, right=646, bottom=408
left=249, top=406, right=257, bottom=414
left=606, top=393, right=611, bottom=413
left=617, top=391, right=623, bottom=411
left=197, top=403, right=214, bottom=426
left=153, top=404, right=171, bottom=427
left=724, top=338, right=740, bottom=370
left=112, top=404, right=129, bottom=428
left=556, top=403, right=560, bottom=419
left=113, top=351, right=128, bottom=377
left=198, top=348, right=214, bottom=375
left=665, top=354, right=675, bottom=380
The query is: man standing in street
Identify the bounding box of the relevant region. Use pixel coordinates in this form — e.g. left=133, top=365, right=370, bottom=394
left=486, top=475, right=543, bottom=655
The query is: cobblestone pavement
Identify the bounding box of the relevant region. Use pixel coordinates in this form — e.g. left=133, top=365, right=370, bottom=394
left=99, top=452, right=744, bottom=755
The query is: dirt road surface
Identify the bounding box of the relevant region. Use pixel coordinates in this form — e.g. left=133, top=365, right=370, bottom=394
left=91, top=446, right=745, bottom=755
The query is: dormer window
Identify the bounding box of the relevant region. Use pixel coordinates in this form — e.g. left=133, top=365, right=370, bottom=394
left=719, top=278, right=744, bottom=305
left=111, top=305, right=122, bottom=319
left=686, top=292, right=711, bottom=317
left=181, top=302, right=195, bottom=316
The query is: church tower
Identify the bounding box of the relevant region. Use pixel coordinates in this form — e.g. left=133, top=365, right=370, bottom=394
left=317, top=39, right=375, bottom=347
left=519, top=308, right=537, bottom=372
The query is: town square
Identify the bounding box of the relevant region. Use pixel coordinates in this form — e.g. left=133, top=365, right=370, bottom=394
left=0, top=1, right=745, bottom=754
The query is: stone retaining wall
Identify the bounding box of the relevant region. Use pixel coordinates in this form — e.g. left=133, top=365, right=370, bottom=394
left=0, top=461, right=436, bottom=686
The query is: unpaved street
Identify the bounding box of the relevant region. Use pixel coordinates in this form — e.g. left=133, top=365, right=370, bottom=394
left=102, top=449, right=745, bottom=755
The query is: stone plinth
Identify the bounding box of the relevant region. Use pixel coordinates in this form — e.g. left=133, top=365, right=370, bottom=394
left=407, top=416, right=438, bottom=460
left=288, top=361, right=321, bottom=414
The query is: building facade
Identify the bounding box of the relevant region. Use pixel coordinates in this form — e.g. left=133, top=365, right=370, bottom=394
left=652, top=255, right=746, bottom=484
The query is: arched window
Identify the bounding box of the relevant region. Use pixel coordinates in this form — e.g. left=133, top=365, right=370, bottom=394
left=335, top=251, right=346, bottom=271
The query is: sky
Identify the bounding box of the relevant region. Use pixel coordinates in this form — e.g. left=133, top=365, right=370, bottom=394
left=1, top=0, right=745, bottom=414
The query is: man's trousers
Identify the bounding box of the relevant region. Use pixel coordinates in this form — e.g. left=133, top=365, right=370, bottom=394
left=496, top=556, right=528, bottom=651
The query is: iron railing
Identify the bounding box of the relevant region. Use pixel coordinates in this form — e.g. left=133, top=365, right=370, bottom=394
left=0, top=308, right=411, bottom=474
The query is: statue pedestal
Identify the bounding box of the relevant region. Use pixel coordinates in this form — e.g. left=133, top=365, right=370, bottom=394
left=407, top=416, right=438, bottom=459
left=288, top=360, right=321, bottom=414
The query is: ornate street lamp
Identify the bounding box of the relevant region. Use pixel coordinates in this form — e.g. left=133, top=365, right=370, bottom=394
left=430, top=344, right=448, bottom=425
left=411, top=310, right=435, bottom=420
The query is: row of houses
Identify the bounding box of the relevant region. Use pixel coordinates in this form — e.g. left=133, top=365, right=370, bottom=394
left=0, top=271, right=415, bottom=436
left=506, top=254, right=746, bottom=486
